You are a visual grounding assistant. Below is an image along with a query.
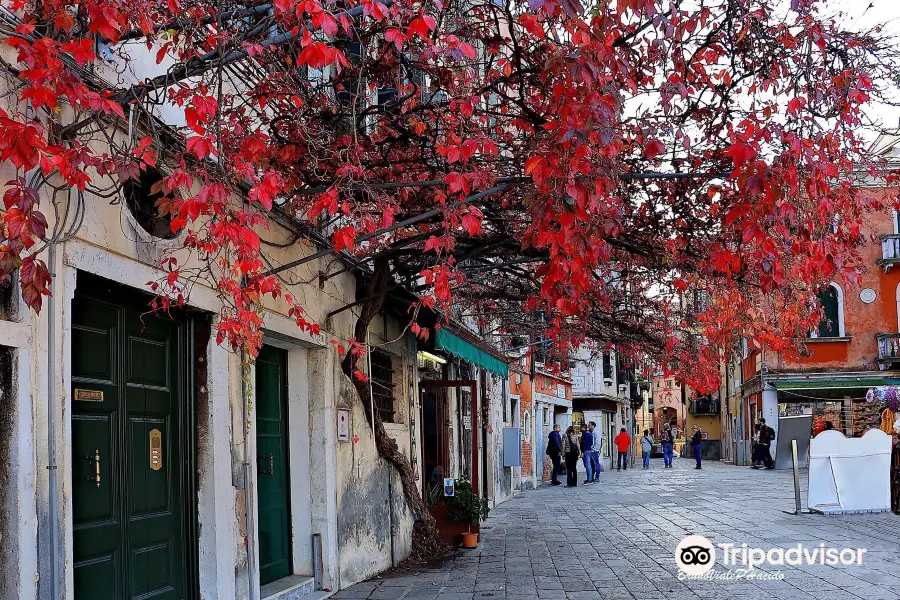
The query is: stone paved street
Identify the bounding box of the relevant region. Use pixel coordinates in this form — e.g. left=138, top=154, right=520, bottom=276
left=334, top=457, right=900, bottom=600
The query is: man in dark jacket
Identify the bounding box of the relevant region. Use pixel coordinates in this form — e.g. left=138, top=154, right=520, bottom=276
left=691, top=425, right=703, bottom=469
left=547, top=424, right=563, bottom=485
left=581, top=424, right=595, bottom=484
left=759, top=418, right=775, bottom=469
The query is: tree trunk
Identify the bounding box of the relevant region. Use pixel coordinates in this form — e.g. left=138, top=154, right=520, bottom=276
left=339, top=259, right=450, bottom=560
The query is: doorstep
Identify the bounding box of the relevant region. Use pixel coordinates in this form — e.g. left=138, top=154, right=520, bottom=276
left=261, top=575, right=329, bottom=600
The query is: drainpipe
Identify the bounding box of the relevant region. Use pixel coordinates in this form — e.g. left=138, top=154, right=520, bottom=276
left=47, top=242, right=60, bottom=600
left=480, top=369, right=488, bottom=502
left=242, top=352, right=260, bottom=600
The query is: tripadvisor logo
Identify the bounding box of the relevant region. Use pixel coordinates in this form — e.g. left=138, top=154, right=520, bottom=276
left=676, top=535, right=715, bottom=576
left=675, top=534, right=868, bottom=580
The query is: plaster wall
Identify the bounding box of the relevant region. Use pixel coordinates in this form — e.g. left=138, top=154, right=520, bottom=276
left=329, top=308, right=420, bottom=588
left=487, top=372, right=513, bottom=506
left=571, top=345, right=616, bottom=397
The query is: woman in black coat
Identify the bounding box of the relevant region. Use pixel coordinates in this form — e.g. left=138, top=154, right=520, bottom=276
left=562, top=426, right=581, bottom=487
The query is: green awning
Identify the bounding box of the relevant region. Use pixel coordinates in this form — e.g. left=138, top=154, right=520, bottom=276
left=435, top=328, right=508, bottom=377
left=774, top=378, right=900, bottom=391
left=772, top=376, right=900, bottom=400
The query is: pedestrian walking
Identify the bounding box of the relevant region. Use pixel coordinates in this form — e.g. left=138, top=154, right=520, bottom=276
left=661, top=424, right=675, bottom=468
left=750, top=423, right=762, bottom=468
left=562, top=426, right=581, bottom=487
left=580, top=424, right=595, bottom=484
left=640, top=429, right=653, bottom=469
left=759, top=418, right=775, bottom=469
left=691, top=425, right=703, bottom=469
left=614, top=427, right=631, bottom=471
left=589, top=421, right=602, bottom=481
left=547, top=423, right=563, bottom=486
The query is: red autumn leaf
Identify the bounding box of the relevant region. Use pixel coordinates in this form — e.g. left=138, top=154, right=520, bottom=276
left=61, top=39, right=96, bottom=65
left=186, top=136, right=216, bottom=160
left=333, top=226, right=356, bottom=251
left=407, top=16, right=435, bottom=40
left=249, top=171, right=284, bottom=211
left=644, top=138, right=665, bottom=160
left=519, top=14, right=545, bottom=39
left=724, top=142, right=756, bottom=169
left=384, top=28, right=406, bottom=51
left=524, top=155, right=544, bottom=175
left=461, top=213, right=481, bottom=235
left=297, top=42, right=338, bottom=69
left=444, top=172, right=470, bottom=195
left=19, top=255, right=52, bottom=312
left=458, top=42, right=477, bottom=60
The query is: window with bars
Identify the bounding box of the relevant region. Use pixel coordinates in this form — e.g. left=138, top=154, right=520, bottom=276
left=602, top=352, right=613, bottom=380
left=370, top=350, right=395, bottom=423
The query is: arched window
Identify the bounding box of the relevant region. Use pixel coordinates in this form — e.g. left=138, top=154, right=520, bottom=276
left=523, top=412, right=531, bottom=442
left=817, top=283, right=845, bottom=338
left=122, top=168, right=180, bottom=239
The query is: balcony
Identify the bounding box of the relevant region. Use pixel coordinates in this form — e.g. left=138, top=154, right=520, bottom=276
left=877, top=234, right=900, bottom=268
left=689, top=398, right=719, bottom=415
left=876, top=333, right=900, bottom=364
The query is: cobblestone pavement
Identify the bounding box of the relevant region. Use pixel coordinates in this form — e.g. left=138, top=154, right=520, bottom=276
left=333, top=457, right=900, bottom=600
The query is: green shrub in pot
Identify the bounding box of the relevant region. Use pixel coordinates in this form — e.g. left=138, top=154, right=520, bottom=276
left=446, top=479, right=489, bottom=530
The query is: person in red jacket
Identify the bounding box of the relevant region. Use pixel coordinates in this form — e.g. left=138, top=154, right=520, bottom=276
left=614, top=428, right=631, bottom=471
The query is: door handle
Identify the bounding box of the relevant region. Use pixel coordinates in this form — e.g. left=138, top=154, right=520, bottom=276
left=85, top=449, right=101, bottom=488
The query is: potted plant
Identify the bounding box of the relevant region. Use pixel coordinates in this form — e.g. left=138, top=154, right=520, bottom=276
left=446, top=479, right=489, bottom=548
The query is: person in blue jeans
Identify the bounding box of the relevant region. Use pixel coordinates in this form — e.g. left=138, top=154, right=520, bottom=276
left=640, top=430, right=653, bottom=469
left=661, top=424, right=675, bottom=468
left=588, top=421, right=602, bottom=481
left=691, top=425, right=703, bottom=469
left=580, top=424, right=594, bottom=484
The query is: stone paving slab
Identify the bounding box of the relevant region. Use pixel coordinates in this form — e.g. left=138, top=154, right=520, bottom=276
left=333, top=458, right=900, bottom=600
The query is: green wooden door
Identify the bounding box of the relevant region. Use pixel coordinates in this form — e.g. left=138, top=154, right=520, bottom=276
left=72, top=286, right=190, bottom=599
left=255, top=345, right=292, bottom=585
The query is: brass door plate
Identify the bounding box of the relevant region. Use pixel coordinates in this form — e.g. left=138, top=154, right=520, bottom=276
left=149, top=429, right=162, bottom=471
left=74, top=389, right=103, bottom=402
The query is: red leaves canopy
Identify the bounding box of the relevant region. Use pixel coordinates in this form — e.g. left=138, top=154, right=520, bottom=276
left=0, top=0, right=898, bottom=385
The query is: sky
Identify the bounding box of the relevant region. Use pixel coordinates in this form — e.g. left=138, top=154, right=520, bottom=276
left=826, top=0, right=900, bottom=138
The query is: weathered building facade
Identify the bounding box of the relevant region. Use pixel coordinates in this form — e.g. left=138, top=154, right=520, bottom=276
left=571, top=345, right=628, bottom=472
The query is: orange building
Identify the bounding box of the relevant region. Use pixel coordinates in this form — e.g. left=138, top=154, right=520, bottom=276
left=741, top=151, right=900, bottom=443
left=509, top=354, right=535, bottom=488
left=650, top=374, right=685, bottom=437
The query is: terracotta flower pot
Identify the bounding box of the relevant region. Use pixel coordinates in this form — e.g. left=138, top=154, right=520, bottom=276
left=461, top=532, right=478, bottom=549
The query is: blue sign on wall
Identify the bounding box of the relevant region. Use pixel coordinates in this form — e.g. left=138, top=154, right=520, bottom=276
left=503, top=427, right=522, bottom=467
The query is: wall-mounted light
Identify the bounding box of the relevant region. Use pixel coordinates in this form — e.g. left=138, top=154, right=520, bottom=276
left=418, top=351, right=447, bottom=365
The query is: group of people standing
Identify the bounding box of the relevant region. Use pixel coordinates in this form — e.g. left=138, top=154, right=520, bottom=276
left=546, top=421, right=693, bottom=486
left=750, top=417, right=776, bottom=469
left=546, top=422, right=603, bottom=487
